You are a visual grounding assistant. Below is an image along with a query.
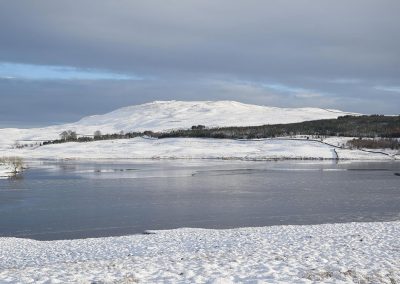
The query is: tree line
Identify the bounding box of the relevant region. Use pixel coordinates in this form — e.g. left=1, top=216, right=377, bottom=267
left=42, top=130, right=143, bottom=145
left=347, top=138, right=399, bottom=150
left=40, top=115, right=400, bottom=147
left=158, top=115, right=400, bottom=139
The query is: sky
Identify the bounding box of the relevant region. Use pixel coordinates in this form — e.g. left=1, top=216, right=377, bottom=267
left=0, top=0, right=399, bottom=127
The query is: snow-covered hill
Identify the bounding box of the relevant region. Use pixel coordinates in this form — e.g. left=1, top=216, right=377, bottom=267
left=0, top=101, right=357, bottom=149
left=71, top=100, right=356, bottom=133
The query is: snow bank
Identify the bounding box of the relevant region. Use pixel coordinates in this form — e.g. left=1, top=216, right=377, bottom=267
left=1, top=221, right=399, bottom=283
left=0, top=137, right=394, bottom=160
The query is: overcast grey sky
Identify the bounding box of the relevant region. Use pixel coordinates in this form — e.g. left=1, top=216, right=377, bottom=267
left=0, top=0, right=399, bottom=127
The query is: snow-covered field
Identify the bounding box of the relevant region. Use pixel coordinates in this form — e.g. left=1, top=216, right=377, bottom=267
left=0, top=137, right=396, bottom=160
left=2, top=100, right=392, bottom=162
left=0, top=100, right=358, bottom=151
left=1, top=221, right=399, bottom=283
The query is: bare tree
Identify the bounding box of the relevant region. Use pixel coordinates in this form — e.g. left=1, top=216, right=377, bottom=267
left=13, top=141, right=22, bottom=149
left=60, top=130, right=78, bottom=141
left=94, top=130, right=102, bottom=139
left=0, top=157, right=23, bottom=174
left=69, top=130, right=77, bottom=140
left=60, top=131, right=69, bottom=141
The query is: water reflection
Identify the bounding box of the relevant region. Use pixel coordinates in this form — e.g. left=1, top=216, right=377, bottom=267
left=0, top=160, right=399, bottom=240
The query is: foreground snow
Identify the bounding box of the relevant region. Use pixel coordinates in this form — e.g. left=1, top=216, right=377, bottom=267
left=1, top=221, right=399, bottom=283
left=0, top=100, right=357, bottom=151
left=1, top=137, right=395, bottom=161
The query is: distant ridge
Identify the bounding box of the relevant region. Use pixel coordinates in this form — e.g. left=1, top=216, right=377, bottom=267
left=0, top=100, right=359, bottom=147
left=72, top=100, right=358, bottom=133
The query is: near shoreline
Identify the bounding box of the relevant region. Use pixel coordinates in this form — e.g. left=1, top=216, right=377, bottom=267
left=1, top=221, right=399, bottom=283
left=1, top=137, right=398, bottom=161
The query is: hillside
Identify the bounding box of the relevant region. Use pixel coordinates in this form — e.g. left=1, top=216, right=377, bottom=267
left=0, top=101, right=357, bottom=149
left=71, top=101, right=357, bottom=132
left=4, top=137, right=395, bottom=160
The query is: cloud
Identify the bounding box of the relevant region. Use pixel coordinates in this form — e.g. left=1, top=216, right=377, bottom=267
left=258, top=82, right=325, bottom=99
left=374, top=86, right=400, bottom=93
left=0, top=62, right=139, bottom=80
left=261, top=83, right=308, bottom=94
left=294, top=93, right=323, bottom=99
left=327, top=79, right=362, bottom=84
left=0, top=0, right=399, bottom=125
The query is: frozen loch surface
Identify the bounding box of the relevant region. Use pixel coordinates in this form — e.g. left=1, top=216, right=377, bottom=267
left=1, top=160, right=399, bottom=283
left=0, top=221, right=399, bottom=283
left=1, top=160, right=400, bottom=240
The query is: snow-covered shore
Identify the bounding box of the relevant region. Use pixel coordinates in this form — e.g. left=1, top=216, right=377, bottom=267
left=0, top=165, right=10, bottom=179
left=1, top=221, right=399, bottom=283
left=0, top=164, right=14, bottom=179
left=1, top=137, right=396, bottom=161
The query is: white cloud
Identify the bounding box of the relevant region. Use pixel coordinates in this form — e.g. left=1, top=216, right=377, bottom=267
left=0, top=62, right=141, bottom=81
left=374, top=86, right=400, bottom=93
left=328, top=78, right=362, bottom=84
left=294, top=93, right=323, bottom=99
